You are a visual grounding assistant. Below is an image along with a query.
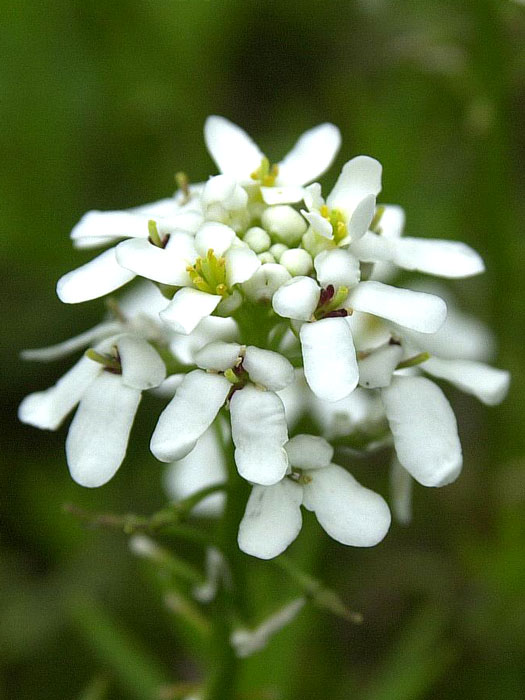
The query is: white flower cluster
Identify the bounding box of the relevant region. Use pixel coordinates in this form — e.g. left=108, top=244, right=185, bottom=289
left=19, top=116, right=509, bottom=559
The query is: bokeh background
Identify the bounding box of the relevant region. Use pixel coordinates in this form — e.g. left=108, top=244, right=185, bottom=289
left=2, top=1, right=525, bottom=698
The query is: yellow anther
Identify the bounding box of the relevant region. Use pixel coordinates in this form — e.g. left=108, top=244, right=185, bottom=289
left=335, top=220, right=347, bottom=243
left=187, top=249, right=229, bottom=296
left=320, top=204, right=330, bottom=219
left=251, top=157, right=279, bottom=187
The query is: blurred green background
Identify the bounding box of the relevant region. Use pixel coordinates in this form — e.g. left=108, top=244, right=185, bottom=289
left=2, top=0, right=525, bottom=698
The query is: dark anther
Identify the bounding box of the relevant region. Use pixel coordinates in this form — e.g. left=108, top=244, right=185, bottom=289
left=319, top=284, right=335, bottom=306
left=233, top=361, right=245, bottom=376
left=389, top=337, right=402, bottom=346
left=323, top=309, right=348, bottom=319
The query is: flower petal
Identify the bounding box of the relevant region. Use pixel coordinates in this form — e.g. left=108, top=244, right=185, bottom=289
left=261, top=186, right=306, bottom=205
left=18, top=355, right=102, bottom=430
left=225, top=247, right=261, bottom=286
left=204, top=115, right=264, bottom=180
left=347, top=194, right=377, bottom=241
left=66, top=372, right=141, bottom=487
left=242, top=263, right=291, bottom=303
left=70, top=210, right=149, bottom=245
left=163, top=426, right=227, bottom=518
left=195, top=222, right=237, bottom=257
left=423, top=357, right=510, bottom=406
left=314, top=249, right=361, bottom=288
left=195, top=341, right=242, bottom=371
left=348, top=281, right=447, bottom=333
left=243, top=346, right=295, bottom=391
left=327, top=156, right=382, bottom=217
left=300, top=317, right=358, bottom=401
left=117, top=335, right=166, bottom=390
left=115, top=238, right=192, bottom=285
left=358, top=343, right=404, bottom=389
left=390, top=457, right=413, bottom=525
left=285, top=434, right=333, bottom=470
left=302, top=464, right=391, bottom=546
left=160, top=288, right=222, bottom=335
left=20, top=321, right=122, bottom=362
left=230, top=386, right=289, bottom=485
left=390, top=237, right=485, bottom=278
left=301, top=209, right=334, bottom=239
left=277, top=123, right=341, bottom=186
left=237, top=480, right=303, bottom=559
left=272, top=276, right=320, bottom=321
left=57, top=248, right=136, bottom=303
left=381, top=375, right=462, bottom=487
left=150, top=370, right=231, bottom=462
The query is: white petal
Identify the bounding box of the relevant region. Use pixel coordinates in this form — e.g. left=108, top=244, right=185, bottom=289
left=310, top=386, right=384, bottom=440
left=272, top=276, right=320, bottom=321
left=423, top=357, right=510, bottom=406
left=349, top=231, right=392, bottom=263
left=70, top=210, right=149, bottom=244
left=381, top=376, right=462, bottom=487
left=169, top=316, right=239, bottom=366
left=300, top=318, right=358, bottom=401
left=237, top=480, right=303, bottom=559
left=285, top=434, right=333, bottom=470
left=20, top=321, right=122, bottom=362
left=202, top=175, right=238, bottom=206
left=243, top=346, right=294, bottom=391
left=163, top=426, right=227, bottom=518
left=314, top=249, right=361, bottom=288
left=347, top=194, right=377, bottom=241
left=225, top=247, right=261, bottom=286
left=303, top=182, right=324, bottom=211
left=195, top=341, right=242, bottom=371
left=230, top=386, right=289, bottom=485
left=348, top=281, right=447, bottom=333
left=358, top=343, right=404, bottom=389
left=57, top=248, right=136, bottom=303
left=390, top=457, right=413, bottom=526
left=302, top=465, right=391, bottom=547
left=66, top=372, right=141, bottom=487
left=327, top=156, right=382, bottom=218
left=376, top=204, right=405, bottom=238
left=150, top=370, right=230, bottom=462
left=160, top=288, right=222, bottom=335
left=115, top=238, right=192, bottom=286
left=242, top=263, right=291, bottom=303
left=117, top=335, right=166, bottom=390
left=157, top=210, right=204, bottom=235
left=204, top=115, right=264, bottom=179
left=301, top=209, right=334, bottom=239
left=390, top=237, right=485, bottom=278
left=18, top=355, right=102, bottom=430
left=261, top=186, right=306, bottom=205
left=195, top=222, right=237, bottom=257
left=277, top=123, right=341, bottom=186
left=401, top=306, right=495, bottom=362
left=215, top=289, right=243, bottom=316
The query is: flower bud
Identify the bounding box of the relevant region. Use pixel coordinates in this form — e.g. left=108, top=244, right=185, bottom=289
left=242, top=263, right=291, bottom=303
left=258, top=252, right=276, bottom=264
left=262, top=205, right=307, bottom=246
left=280, top=248, right=313, bottom=276
left=269, top=243, right=288, bottom=261
left=244, top=226, right=271, bottom=253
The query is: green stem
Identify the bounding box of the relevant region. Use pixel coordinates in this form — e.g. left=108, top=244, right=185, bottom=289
left=204, top=446, right=250, bottom=700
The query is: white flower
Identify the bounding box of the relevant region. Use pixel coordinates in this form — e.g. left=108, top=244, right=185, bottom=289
left=271, top=252, right=447, bottom=401
left=164, top=425, right=228, bottom=518
left=204, top=115, right=341, bottom=204
left=150, top=342, right=294, bottom=486
left=19, top=334, right=166, bottom=487
left=238, top=434, right=391, bottom=559
left=301, top=155, right=382, bottom=246
left=56, top=195, right=203, bottom=303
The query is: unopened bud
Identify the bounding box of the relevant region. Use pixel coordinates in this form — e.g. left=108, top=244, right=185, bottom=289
left=262, top=205, right=307, bottom=246
left=244, top=226, right=271, bottom=253
left=280, top=248, right=313, bottom=276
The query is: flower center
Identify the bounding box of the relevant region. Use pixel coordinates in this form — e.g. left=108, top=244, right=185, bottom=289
left=314, top=284, right=351, bottom=320
left=250, top=157, right=280, bottom=187
left=187, top=249, right=229, bottom=297
left=320, top=205, right=348, bottom=244
left=85, top=346, right=122, bottom=374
